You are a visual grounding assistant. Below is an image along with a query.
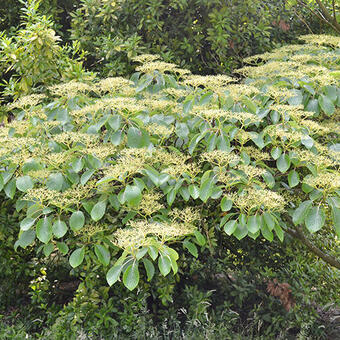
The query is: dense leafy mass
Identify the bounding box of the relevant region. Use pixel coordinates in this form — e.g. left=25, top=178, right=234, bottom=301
left=0, top=35, right=339, bottom=294
left=0, top=0, right=92, bottom=102
left=70, top=0, right=310, bottom=76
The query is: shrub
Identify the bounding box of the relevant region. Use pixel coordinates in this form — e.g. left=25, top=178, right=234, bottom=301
left=0, top=33, right=339, bottom=303
left=69, top=0, right=311, bottom=76
left=0, top=0, right=92, bottom=102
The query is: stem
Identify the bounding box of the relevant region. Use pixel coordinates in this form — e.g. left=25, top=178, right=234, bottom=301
left=296, top=0, right=340, bottom=33
left=283, top=217, right=340, bottom=270
left=293, top=8, right=314, bottom=34
left=332, top=0, right=336, bottom=22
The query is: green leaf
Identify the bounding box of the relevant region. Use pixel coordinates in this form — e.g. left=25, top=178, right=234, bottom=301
left=271, top=147, right=282, bottom=160
left=305, top=206, right=325, bottom=233
left=5, top=179, right=16, bottom=199
left=233, top=223, right=248, bottom=240
left=261, top=224, right=273, bottom=241
left=127, top=127, right=143, bottom=148
left=52, top=220, right=68, bottom=238
left=142, top=258, right=155, bottom=281
left=108, top=115, right=121, bottom=131
left=166, top=247, right=179, bottom=274
left=292, top=200, right=312, bottom=225
left=136, top=248, right=148, bottom=260
left=183, top=98, right=194, bottom=114
left=123, top=261, right=139, bottom=291
left=69, top=247, right=85, bottom=268
left=0, top=175, right=3, bottom=191
left=183, top=240, right=198, bottom=258
left=167, top=188, right=177, bottom=206
left=224, top=220, right=237, bottom=236
left=180, top=186, right=190, bottom=201
left=94, top=244, right=110, bottom=266
left=331, top=206, right=340, bottom=238
left=324, top=85, right=337, bottom=102
left=319, top=94, right=335, bottom=115
left=46, top=173, right=64, bottom=191
left=57, top=242, right=69, bottom=255
left=148, top=246, right=158, bottom=261
left=199, top=92, right=213, bottom=105
left=71, top=158, right=84, bottom=173
left=273, top=224, right=284, bottom=242
left=288, top=170, right=300, bottom=188
left=247, top=215, right=260, bottom=233
left=43, top=243, right=54, bottom=257
left=70, top=211, right=85, bottom=231
left=91, top=200, right=107, bottom=221
left=16, top=176, right=34, bottom=192
left=16, top=230, right=35, bottom=249
left=20, top=217, right=36, bottom=231
left=194, top=230, right=206, bottom=246
left=158, top=254, right=172, bottom=276
left=124, top=185, right=142, bottom=207
left=175, top=122, right=190, bottom=138
left=306, top=98, right=320, bottom=114
left=262, top=171, right=275, bottom=189
left=276, top=154, right=290, bottom=173
left=301, top=136, right=314, bottom=149
left=110, top=130, right=123, bottom=145
left=36, top=218, right=52, bottom=244
left=288, top=89, right=303, bottom=106
left=143, top=167, right=161, bottom=186
left=81, top=170, right=95, bottom=185
left=263, top=212, right=275, bottom=231
left=189, top=184, right=199, bottom=199
left=221, top=197, right=233, bottom=212
left=106, top=265, right=123, bottom=286
left=241, top=96, right=258, bottom=114
left=199, top=178, right=214, bottom=202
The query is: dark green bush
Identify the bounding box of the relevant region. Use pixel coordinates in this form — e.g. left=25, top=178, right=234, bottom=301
left=0, top=0, right=92, bottom=102
left=70, top=0, right=313, bottom=76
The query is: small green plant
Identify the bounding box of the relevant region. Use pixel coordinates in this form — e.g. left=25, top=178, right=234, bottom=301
left=0, top=0, right=92, bottom=101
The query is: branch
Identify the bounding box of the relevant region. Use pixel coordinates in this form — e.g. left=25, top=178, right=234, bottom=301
left=314, top=0, right=340, bottom=32
left=283, top=216, right=340, bottom=270
left=296, top=0, right=340, bottom=34
left=293, top=7, right=314, bottom=34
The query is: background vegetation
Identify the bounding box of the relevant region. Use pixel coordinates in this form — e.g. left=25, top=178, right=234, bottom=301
left=0, top=1, right=339, bottom=339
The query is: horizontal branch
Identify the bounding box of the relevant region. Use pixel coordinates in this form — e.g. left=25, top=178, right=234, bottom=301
left=284, top=223, right=340, bottom=270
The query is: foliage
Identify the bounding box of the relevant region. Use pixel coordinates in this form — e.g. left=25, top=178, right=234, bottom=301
left=290, top=0, right=340, bottom=34
left=69, top=0, right=310, bottom=76
left=1, top=240, right=339, bottom=339
left=0, top=35, right=338, bottom=300
left=0, top=0, right=77, bottom=35
left=0, top=0, right=92, bottom=102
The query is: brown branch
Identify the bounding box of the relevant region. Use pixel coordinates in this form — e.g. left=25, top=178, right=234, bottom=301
left=314, top=0, right=340, bottom=32
left=296, top=0, right=340, bottom=34
left=293, top=7, right=314, bottom=34
left=332, top=0, right=336, bottom=22
left=284, top=224, right=340, bottom=270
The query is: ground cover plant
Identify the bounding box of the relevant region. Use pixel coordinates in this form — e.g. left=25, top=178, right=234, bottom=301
left=0, top=34, right=339, bottom=338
